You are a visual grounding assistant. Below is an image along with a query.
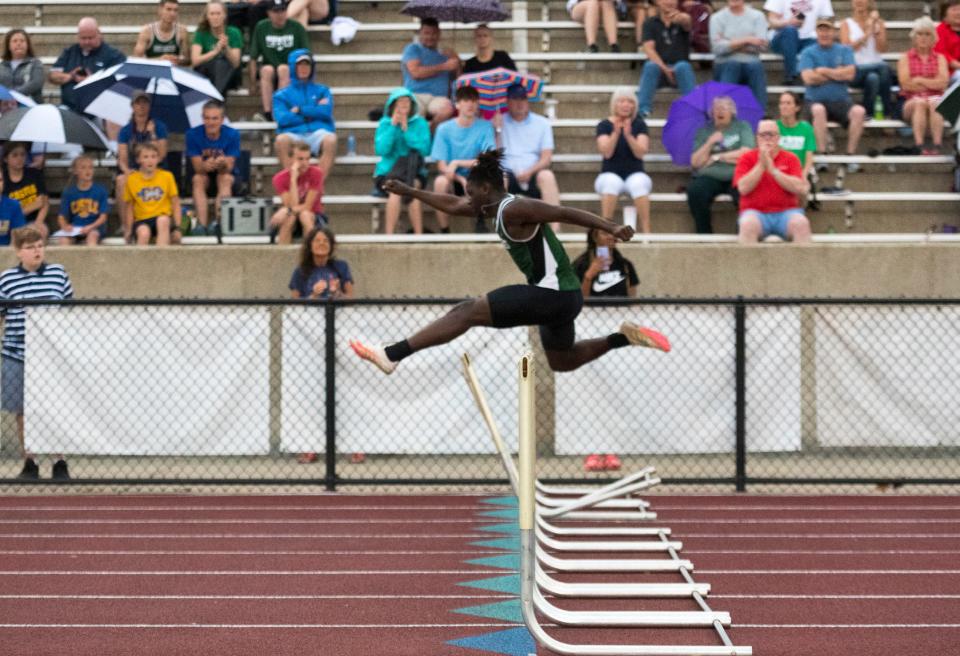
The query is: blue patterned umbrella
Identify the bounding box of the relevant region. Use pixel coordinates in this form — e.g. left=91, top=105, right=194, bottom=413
left=401, top=0, right=509, bottom=23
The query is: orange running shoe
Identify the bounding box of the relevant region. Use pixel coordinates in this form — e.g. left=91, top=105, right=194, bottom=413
left=297, top=452, right=318, bottom=464
left=619, top=322, right=671, bottom=353
left=349, top=340, right=398, bottom=374
left=350, top=452, right=366, bottom=464
left=603, top=454, right=622, bottom=471
left=584, top=454, right=605, bottom=471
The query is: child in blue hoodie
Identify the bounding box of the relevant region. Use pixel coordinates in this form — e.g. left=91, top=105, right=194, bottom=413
left=273, top=48, right=337, bottom=176
left=374, top=88, right=431, bottom=234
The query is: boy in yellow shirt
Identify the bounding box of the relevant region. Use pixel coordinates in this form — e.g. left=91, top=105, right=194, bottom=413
left=124, top=142, right=182, bottom=246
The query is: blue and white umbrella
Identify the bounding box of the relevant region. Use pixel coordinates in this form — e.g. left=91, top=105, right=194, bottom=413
left=0, top=84, right=36, bottom=108
left=0, top=104, right=110, bottom=150
left=72, top=57, right=222, bottom=133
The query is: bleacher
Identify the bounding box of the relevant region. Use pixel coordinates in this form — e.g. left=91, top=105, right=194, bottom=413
left=0, top=0, right=954, bottom=238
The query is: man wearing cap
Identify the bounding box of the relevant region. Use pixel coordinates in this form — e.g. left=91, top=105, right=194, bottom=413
left=249, top=0, right=309, bottom=121
left=116, top=91, right=170, bottom=240
left=497, top=83, right=560, bottom=209
left=764, top=0, right=835, bottom=86
left=401, top=18, right=459, bottom=131
left=273, top=47, right=337, bottom=176
left=799, top=16, right=865, bottom=172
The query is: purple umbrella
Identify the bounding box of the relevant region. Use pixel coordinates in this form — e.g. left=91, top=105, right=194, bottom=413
left=662, top=81, right=764, bottom=167
left=401, top=0, right=509, bottom=23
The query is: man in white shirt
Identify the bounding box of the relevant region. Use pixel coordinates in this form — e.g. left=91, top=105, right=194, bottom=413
left=765, top=0, right=834, bottom=84
left=498, top=84, right=560, bottom=210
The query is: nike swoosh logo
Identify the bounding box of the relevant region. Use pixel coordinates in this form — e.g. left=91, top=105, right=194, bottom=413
left=593, top=273, right=625, bottom=293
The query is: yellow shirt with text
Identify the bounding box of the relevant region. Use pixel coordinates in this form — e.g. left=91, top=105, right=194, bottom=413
left=124, top=169, right=178, bottom=222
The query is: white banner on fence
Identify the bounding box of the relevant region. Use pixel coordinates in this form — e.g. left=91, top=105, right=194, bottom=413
left=554, top=305, right=801, bottom=454
left=815, top=306, right=960, bottom=447
left=319, top=306, right=529, bottom=455
left=23, top=306, right=272, bottom=455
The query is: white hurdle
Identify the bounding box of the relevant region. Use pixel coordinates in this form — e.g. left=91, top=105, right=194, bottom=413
left=514, top=353, right=754, bottom=656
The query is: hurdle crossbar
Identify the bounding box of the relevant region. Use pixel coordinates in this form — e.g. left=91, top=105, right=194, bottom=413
left=537, top=514, right=671, bottom=537
left=536, top=564, right=711, bottom=598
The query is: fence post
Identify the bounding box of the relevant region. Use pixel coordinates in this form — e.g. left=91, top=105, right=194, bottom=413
left=324, top=302, right=337, bottom=491
left=734, top=299, right=747, bottom=492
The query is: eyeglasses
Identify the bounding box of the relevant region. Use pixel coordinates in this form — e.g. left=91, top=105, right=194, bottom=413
left=756, top=131, right=779, bottom=138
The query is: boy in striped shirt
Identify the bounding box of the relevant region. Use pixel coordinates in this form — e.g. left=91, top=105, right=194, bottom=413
left=0, top=227, right=74, bottom=480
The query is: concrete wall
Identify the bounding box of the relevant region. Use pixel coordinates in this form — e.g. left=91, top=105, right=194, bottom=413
left=6, top=242, right=960, bottom=299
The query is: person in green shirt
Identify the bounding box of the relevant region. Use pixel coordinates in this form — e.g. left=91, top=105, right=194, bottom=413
left=191, top=0, right=244, bottom=97
left=686, top=95, right=755, bottom=233
left=249, top=0, right=309, bottom=120
left=776, top=91, right=816, bottom=180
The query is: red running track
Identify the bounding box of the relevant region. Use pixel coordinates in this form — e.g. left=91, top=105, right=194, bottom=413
left=0, top=493, right=958, bottom=656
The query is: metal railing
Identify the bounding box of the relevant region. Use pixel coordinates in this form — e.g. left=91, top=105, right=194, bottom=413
left=1, top=297, right=958, bottom=490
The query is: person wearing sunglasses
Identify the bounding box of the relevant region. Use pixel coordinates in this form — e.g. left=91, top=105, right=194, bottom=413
left=733, top=119, right=811, bottom=244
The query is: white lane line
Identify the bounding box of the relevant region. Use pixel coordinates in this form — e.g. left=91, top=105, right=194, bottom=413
left=0, top=569, right=515, bottom=576
left=685, top=550, right=960, bottom=555
left=0, top=550, right=504, bottom=556
left=0, top=594, right=514, bottom=600
left=734, top=623, right=960, bottom=629
left=0, top=533, right=486, bottom=539
left=0, top=623, right=520, bottom=629
left=0, top=519, right=500, bottom=525
left=656, top=505, right=960, bottom=512
left=2, top=532, right=957, bottom=540
left=714, top=594, right=960, bottom=599
left=699, top=569, right=960, bottom=575
left=664, top=519, right=960, bottom=524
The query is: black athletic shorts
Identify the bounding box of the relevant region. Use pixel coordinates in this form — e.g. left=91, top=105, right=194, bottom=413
left=487, top=284, right=583, bottom=351
left=505, top=171, right=542, bottom=200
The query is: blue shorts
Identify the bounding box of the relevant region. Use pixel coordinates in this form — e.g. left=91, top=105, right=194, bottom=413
left=287, top=128, right=334, bottom=155
left=1, top=356, right=24, bottom=415
left=738, top=208, right=805, bottom=240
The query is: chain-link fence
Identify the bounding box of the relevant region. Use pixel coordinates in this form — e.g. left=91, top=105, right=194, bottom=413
left=0, top=298, right=958, bottom=490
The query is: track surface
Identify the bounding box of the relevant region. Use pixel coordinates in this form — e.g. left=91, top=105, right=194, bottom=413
left=0, top=494, right=957, bottom=655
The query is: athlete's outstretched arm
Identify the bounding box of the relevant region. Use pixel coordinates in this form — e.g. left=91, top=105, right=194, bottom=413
left=382, top=180, right=475, bottom=218
left=505, top=197, right=635, bottom=241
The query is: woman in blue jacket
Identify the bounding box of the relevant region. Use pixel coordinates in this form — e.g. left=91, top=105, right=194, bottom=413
left=273, top=48, right=337, bottom=176
left=374, top=88, right=432, bottom=234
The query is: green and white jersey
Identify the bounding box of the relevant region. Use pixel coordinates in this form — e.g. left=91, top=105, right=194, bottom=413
left=494, top=194, right=580, bottom=291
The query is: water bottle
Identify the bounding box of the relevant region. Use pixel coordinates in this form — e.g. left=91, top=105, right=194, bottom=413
left=347, top=132, right=357, bottom=157
left=873, top=96, right=884, bottom=121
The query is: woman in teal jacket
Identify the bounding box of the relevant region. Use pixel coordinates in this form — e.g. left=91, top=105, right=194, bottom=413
left=374, top=88, right=431, bottom=234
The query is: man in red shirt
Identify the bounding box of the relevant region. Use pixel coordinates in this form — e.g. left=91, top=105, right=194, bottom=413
left=733, top=119, right=811, bottom=244
left=935, top=0, right=960, bottom=83
left=270, top=141, right=324, bottom=244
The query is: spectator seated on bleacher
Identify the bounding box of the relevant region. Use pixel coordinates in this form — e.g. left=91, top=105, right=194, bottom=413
left=249, top=0, right=309, bottom=122
left=273, top=48, right=337, bottom=177
left=463, top=24, right=517, bottom=75
left=935, top=0, right=960, bottom=83
left=572, top=226, right=639, bottom=298
left=48, top=18, right=126, bottom=142
left=191, top=0, right=244, bottom=98
left=710, top=0, right=768, bottom=106
left=637, top=0, right=696, bottom=118
left=0, top=29, right=44, bottom=105
left=373, top=88, right=431, bottom=235
left=186, top=100, right=240, bottom=235
left=686, top=95, right=754, bottom=233
left=0, top=175, right=26, bottom=246
left=898, top=17, right=949, bottom=155
left=270, top=141, right=323, bottom=244
left=840, top=0, right=893, bottom=120
left=683, top=0, right=715, bottom=58
left=224, top=0, right=271, bottom=36
left=567, top=0, right=622, bottom=53
left=764, top=0, right=833, bottom=86
left=133, top=0, right=191, bottom=66
left=498, top=84, right=560, bottom=212
left=776, top=90, right=816, bottom=180
left=401, top=18, right=458, bottom=131
left=57, top=154, right=110, bottom=246
left=734, top=119, right=811, bottom=244
left=117, top=91, right=169, bottom=241
left=800, top=17, right=866, bottom=173
left=429, top=85, right=495, bottom=234
left=286, top=0, right=330, bottom=29
left=3, top=142, right=49, bottom=239
left=595, top=87, right=653, bottom=233
left=124, top=142, right=182, bottom=246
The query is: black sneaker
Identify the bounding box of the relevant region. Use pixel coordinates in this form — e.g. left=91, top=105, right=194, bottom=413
left=474, top=218, right=488, bottom=233
left=609, top=43, right=621, bottom=53
left=17, top=458, right=39, bottom=480
left=51, top=459, right=70, bottom=481
left=586, top=43, right=599, bottom=54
